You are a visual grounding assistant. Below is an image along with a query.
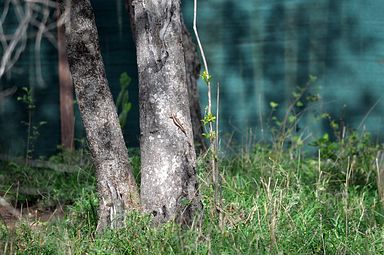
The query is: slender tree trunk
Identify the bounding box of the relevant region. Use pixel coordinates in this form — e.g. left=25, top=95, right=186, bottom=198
left=58, top=0, right=140, bottom=231
left=130, top=0, right=201, bottom=225
left=57, top=6, right=74, bottom=150
left=125, top=1, right=204, bottom=153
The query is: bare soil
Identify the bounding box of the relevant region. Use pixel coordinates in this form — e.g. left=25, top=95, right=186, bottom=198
left=0, top=204, right=64, bottom=229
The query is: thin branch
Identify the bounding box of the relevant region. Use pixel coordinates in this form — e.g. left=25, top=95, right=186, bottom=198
left=193, top=0, right=209, bottom=75
left=358, top=96, right=383, bottom=130
left=193, top=0, right=222, bottom=223
left=0, top=0, right=63, bottom=82
left=0, top=3, right=31, bottom=77
left=216, top=83, right=220, bottom=154
left=34, top=0, right=50, bottom=86
left=25, top=0, right=57, bottom=8
left=0, top=0, right=11, bottom=23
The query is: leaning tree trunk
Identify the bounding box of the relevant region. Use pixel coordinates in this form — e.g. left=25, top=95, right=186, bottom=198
left=58, top=0, right=140, bottom=231
left=125, top=1, right=204, bottom=153
left=130, top=0, right=201, bottom=224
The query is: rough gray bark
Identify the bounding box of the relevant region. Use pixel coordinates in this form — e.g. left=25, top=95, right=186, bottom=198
left=58, top=0, right=140, bottom=231
left=125, top=1, right=204, bottom=153
left=130, top=0, right=201, bottom=225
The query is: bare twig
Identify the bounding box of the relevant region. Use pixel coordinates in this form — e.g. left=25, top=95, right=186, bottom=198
left=0, top=1, right=31, bottom=77
left=0, top=0, right=64, bottom=83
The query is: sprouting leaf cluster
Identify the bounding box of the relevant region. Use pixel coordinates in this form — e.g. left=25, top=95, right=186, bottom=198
left=200, top=70, right=216, bottom=141
left=17, top=87, right=35, bottom=110
left=202, top=112, right=216, bottom=126
left=16, top=86, right=47, bottom=160
left=201, top=70, right=212, bottom=84
left=268, top=75, right=321, bottom=150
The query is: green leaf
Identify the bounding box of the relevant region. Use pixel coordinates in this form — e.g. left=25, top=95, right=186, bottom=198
left=288, top=115, right=296, bottom=123
left=309, top=74, right=317, bottom=83
left=202, top=131, right=216, bottom=139
left=330, top=121, right=339, bottom=130
left=119, top=72, right=131, bottom=88
left=202, top=112, right=216, bottom=125
left=201, top=70, right=212, bottom=84
left=270, top=101, right=279, bottom=109
left=292, top=91, right=300, bottom=99
left=123, top=102, right=132, bottom=112
left=319, top=113, right=330, bottom=119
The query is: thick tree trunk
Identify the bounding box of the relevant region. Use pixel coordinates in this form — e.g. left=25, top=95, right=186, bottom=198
left=125, top=1, right=204, bottom=153
left=57, top=6, right=74, bottom=150
left=58, top=0, right=140, bottom=231
left=131, top=0, right=201, bottom=225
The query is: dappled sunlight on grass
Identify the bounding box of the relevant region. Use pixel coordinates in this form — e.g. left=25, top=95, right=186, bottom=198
left=1, top=135, right=384, bottom=254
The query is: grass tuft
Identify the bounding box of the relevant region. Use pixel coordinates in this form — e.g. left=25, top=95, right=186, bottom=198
left=1, top=133, right=384, bottom=254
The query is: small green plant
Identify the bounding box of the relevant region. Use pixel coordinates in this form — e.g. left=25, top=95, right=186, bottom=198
left=311, top=124, right=380, bottom=189
left=194, top=0, right=222, bottom=225
left=269, top=75, right=320, bottom=152
left=0, top=221, right=8, bottom=241
left=17, top=87, right=46, bottom=163
left=115, top=72, right=132, bottom=129
left=200, top=69, right=222, bottom=224
left=201, top=70, right=212, bottom=83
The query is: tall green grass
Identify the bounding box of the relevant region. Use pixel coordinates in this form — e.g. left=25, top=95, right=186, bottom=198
left=1, top=134, right=384, bottom=254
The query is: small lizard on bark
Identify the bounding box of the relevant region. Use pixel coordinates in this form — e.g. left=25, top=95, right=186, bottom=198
left=170, top=114, right=187, bottom=136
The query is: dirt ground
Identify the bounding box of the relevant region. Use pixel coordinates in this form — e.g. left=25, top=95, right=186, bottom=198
left=0, top=204, right=64, bottom=229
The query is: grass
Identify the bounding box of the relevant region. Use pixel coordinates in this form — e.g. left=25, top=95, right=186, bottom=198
left=1, top=133, right=384, bottom=254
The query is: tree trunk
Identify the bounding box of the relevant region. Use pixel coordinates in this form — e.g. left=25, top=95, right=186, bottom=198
left=57, top=6, right=74, bottom=150
left=125, top=1, right=204, bottom=153
left=58, top=0, right=140, bottom=231
left=130, top=0, right=201, bottom=225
